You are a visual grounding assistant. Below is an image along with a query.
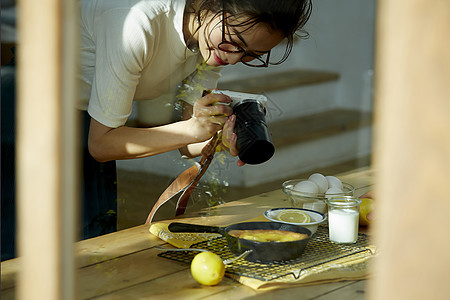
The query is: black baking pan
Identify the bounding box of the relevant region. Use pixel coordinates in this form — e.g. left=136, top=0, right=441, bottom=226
left=168, top=221, right=312, bottom=263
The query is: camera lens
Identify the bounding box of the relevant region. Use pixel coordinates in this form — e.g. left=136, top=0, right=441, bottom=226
left=233, top=100, right=275, bottom=164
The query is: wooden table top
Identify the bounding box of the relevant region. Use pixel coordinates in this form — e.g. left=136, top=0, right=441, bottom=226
left=1, top=167, right=374, bottom=299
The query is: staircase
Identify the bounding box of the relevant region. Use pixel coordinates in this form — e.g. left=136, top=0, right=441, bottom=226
left=117, top=68, right=373, bottom=187
left=217, top=68, right=339, bottom=93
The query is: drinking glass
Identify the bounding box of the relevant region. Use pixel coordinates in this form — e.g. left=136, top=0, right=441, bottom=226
left=325, top=196, right=361, bottom=244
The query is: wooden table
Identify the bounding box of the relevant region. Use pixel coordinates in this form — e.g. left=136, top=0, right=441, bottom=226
left=1, top=167, right=373, bottom=299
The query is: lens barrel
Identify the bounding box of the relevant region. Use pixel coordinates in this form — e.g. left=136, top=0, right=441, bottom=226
left=233, top=100, right=275, bottom=164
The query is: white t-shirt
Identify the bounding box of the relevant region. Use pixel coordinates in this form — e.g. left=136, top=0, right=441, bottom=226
left=79, top=0, right=222, bottom=128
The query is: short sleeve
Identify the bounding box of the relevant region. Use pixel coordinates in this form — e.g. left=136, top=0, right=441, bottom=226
left=87, top=8, right=154, bottom=128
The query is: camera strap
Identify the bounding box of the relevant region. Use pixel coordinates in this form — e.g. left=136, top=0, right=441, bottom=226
left=145, top=131, right=222, bottom=224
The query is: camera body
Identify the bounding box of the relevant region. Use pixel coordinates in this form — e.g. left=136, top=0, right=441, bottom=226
left=212, top=90, right=275, bottom=165
left=212, top=90, right=268, bottom=108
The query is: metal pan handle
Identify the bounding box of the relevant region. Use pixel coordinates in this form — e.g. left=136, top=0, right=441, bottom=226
left=168, top=222, right=224, bottom=234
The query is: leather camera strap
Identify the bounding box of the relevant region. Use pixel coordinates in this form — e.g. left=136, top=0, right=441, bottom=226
left=145, top=132, right=222, bottom=224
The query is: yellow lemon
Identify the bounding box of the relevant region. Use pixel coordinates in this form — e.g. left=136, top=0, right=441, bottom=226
left=359, top=197, right=374, bottom=226
left=276, top=209, right=311, bottom=224
left=190, top=251, right=225, bottom=286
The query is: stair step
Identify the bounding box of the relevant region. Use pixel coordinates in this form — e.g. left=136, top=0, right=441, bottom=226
left=270, top=108, right=373, bottom=148
left=217, top=68, right=340, bottom=93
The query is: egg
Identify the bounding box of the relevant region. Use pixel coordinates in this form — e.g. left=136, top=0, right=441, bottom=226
left=293, top=180, right=319, bottom=194
left=325, top=187, right=344, bottom=199
left=308, top=173, right=328, bottom=194
left=325, top=176, right=343, bottom=190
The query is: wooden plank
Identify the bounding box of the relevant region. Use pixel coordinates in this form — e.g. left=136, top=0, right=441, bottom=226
left=206, top=281, right=359, bottom=300
left=1, top=226, right=162, bottom=298
left=16, top=0, right=77, bottom=298
left=89, top=261, right=356, bottom=300
left=315, top=280, right=366, bottom=300
left=91, top=264, right=357, bottom=300
left=0, top=258, right=20, bottom=290
left=370, top=0, right=450, bottom=299
left=76, top=225, right=155, bottom=267
left=217, top=69, right=339, bottom=93
left=16, top=0, right=79, bottom=297
left=92, top=269, right=253, bottom=300
left=77, top=248, right=190, bottom=299
left=60, top=0, right=80, bottom=298
left=1, top=259, right=20, bottom=299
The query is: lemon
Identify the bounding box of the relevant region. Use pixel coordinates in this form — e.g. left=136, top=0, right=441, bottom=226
left=190, top=251, right=225, bottom=286
left=359, top=197, right=374, bottom=226
left=276, top=209, right=311, bottom=224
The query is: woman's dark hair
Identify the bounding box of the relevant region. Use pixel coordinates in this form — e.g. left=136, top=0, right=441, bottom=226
left=186, top=0, right=313, bottom=65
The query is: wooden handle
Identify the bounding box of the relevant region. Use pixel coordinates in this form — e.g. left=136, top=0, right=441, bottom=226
left=168, top=222, right=223, bottom=234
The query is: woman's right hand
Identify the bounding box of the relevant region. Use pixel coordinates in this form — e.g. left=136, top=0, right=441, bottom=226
left=187, top=92, right=233, bottom=142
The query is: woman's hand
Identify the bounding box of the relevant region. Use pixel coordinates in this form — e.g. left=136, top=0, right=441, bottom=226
left=187, top=92, right=233, bottom=141
left=221, top=114, right=245, bottom=166
left=182, top=92, right=244, bottom=166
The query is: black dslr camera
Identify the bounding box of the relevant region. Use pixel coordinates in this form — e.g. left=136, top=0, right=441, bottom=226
left=213, top=90, right=275, bottom=165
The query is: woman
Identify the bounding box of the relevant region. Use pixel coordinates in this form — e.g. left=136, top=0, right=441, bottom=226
left=79, top=0, right=313, bottom=238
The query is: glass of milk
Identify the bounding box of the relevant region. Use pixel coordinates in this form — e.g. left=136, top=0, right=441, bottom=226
left=325, top=196, right=362, bottom=244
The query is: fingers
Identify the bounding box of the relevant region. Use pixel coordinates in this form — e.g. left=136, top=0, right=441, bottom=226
left=223, top=116, right=246, bottom=167
left=196, top=92, right=231, bottom=107
left=209, top=115, right=229, bottom=126
left=189, top=93, right=245, bottom=167
left=222, top=115, right=238, bottom=156
left=211, top=105, right=233, bottom=117
left=236, top=159, right=246, bottom=167
left=194, top=95, right=232, bottom=119
left=192, top=93, right=233, bottom=137
left=214, top=114, right=246, bottom=167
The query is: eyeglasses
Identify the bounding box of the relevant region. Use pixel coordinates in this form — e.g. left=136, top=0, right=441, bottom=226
left=217, top=12, right=271, bottom=68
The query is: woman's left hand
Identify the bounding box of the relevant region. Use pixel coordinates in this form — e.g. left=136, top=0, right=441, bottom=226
left=221, top=114, right=245, bottom=166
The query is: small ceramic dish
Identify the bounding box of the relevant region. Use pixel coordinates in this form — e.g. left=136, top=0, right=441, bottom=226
left=264, top=208, right=327, bottom=235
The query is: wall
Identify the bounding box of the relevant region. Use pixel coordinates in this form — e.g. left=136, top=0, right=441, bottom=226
left=220, top=0, right=376, bottom=111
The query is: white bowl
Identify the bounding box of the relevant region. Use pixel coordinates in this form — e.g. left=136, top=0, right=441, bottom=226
left=264, top=208, right=327, bottom=235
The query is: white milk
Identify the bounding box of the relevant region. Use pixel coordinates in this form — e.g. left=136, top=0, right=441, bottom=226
left=328, top=209, right=359, bottom=243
